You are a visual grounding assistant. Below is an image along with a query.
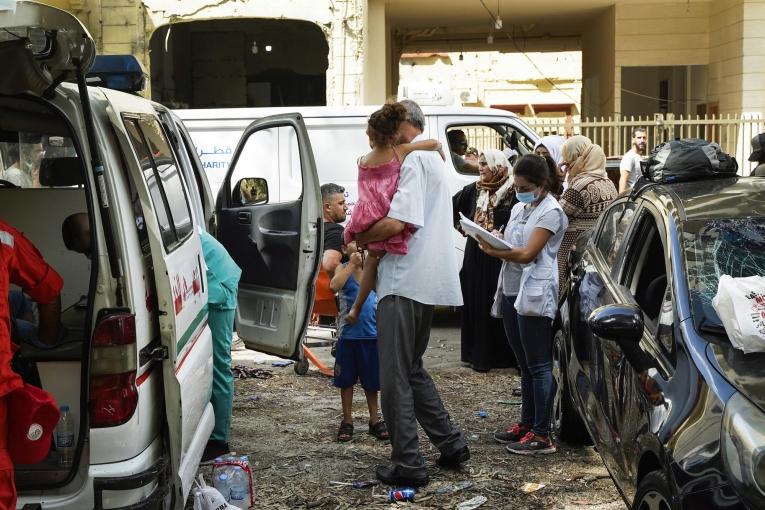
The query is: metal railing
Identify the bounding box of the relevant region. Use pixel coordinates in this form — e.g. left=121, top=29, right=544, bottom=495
left=524, top=114, right=765, bottom=172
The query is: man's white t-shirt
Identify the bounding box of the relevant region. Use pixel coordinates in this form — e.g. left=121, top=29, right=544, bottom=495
left=376, top=134, right=463, bottom=306
left=620, top=150, right=643, bottom=189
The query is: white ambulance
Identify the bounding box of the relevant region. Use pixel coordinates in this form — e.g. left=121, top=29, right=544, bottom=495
left=0, top=2, right=320, bottom=508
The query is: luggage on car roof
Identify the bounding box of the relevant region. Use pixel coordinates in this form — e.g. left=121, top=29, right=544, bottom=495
left=642, top=138, right=738, bottom=184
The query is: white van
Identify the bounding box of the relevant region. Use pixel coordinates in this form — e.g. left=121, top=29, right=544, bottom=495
left=1, top=2, right=320, bottom=508
left=177, top=105, right=541, bottom=260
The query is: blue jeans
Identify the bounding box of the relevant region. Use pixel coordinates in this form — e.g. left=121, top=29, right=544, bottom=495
left=501, top=294, right=555, bottom=437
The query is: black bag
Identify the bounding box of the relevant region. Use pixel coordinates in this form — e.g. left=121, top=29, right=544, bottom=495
left=642, top=138, right=738, bottom=184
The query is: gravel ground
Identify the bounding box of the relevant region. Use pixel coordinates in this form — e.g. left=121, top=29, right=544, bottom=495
left=193, top=312, right=625, bottom=510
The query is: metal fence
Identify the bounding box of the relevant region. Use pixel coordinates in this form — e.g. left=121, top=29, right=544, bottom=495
left=524, top=114, right=765, bottom=172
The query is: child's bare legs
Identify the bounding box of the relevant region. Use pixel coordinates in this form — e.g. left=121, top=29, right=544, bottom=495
left=347, top=250, right=384, bottom=324
left=337, top=386, right=354, bottom=442
left=365, top=389, right=389, bottom=439
left=365, top=390, right=380, bottom=425
left=341, top=386, right=354, bottom=424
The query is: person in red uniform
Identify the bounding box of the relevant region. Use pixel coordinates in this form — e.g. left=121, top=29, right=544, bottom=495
left=0, top=219, right=63, bottom=510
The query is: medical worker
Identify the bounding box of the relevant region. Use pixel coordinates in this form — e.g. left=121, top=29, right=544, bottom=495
left=0, top=219, right=63, bottom=508
left=199, top=229, right=242, bottom=462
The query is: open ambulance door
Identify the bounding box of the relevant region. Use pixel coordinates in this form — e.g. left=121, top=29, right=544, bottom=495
left=104, top=91, right=215, bottom=506
left=215, top=113, right=321, bottom=359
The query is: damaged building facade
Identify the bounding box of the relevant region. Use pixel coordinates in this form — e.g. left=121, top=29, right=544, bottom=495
left=45, top=0, right=374, bottom=108
left=38, top=0, right=765, bottom=120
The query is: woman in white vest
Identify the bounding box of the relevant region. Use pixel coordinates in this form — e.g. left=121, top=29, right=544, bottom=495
left=477, top=154, right=568, bottom=455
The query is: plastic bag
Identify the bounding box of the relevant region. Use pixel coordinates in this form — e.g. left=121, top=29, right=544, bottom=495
left=712, top=275, right=765, bottom=353
left=193, top=475, right=243, bottom=510
left=643, top=138, right=738, bottom=184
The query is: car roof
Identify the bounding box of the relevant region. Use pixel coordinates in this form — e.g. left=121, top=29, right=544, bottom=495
left=649, top=177, right=765, bottom=222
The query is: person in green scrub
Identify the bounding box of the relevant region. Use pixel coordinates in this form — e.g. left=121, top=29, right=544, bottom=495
left=199, top=229, right=242, bottom=462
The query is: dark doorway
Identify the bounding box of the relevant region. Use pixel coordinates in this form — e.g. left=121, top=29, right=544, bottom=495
left=150, top=19, right=328, bottom=108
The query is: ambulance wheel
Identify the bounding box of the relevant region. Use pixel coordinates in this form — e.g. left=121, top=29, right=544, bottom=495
left=294, top=358, right=309, bottom=375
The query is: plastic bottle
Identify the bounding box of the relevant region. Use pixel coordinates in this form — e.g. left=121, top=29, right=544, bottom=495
left=229, top=466, right=248, bottom=507
left=213, top=471, right=231, bottom=502
left=238, top=455, right=253, bottom=503
left=55, top=405, right=75, bottom=466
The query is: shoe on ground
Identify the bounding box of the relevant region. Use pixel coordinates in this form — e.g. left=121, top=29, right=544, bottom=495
left=505, top=432, right=556, bottom=455
left=436, top=445, right=470, bottom=469
left=201, top=439, right=230, bottom=462
left=493, top=422, right=530, bottom=444
left=375, top=464, right=429, bottom=487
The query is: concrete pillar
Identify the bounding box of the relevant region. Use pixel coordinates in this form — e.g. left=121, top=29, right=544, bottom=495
left=325, top=0, right=364, bottom=106
left=581, top=6, right=616, bottom=118
left=362, top=0, right=387, bottom=104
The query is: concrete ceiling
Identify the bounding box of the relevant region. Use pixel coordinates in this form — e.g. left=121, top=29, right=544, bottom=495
left=384, top=0, right=711, bottom=53
left=385, top=0, right=615, bottom=31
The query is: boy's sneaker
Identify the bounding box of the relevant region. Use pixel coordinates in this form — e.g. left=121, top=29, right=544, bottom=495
left=505, top=431, right=557, bottom=455
left=493, top=423, right=530, bottom=444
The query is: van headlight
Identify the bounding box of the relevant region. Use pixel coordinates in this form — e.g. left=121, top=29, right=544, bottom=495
left=721, top=392, right=765, bottom=505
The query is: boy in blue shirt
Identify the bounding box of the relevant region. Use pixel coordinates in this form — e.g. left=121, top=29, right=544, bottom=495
left=329, top=240, right=388, bottom=442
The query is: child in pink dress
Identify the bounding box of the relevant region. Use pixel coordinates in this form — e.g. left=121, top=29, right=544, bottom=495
left=344, top=102, right=443, bottom=323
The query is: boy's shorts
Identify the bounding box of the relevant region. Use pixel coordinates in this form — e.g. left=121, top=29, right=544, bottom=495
left=333, top=338, right=380, bottom=391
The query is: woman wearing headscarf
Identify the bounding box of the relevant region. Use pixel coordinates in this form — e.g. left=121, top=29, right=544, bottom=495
left=534, top=135, right=565, bottom=166
left=535, top=135, right=566, bottom=194
left=557, top=135, right=618, bottom=288
left=452, top=149, right=517, bottom=372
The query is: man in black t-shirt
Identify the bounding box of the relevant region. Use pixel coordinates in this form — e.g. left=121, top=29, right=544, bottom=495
left=321, top=183, right=348, bottom=277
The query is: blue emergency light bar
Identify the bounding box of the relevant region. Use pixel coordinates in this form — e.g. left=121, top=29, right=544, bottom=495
left=87, top=55, right=146, bottom=93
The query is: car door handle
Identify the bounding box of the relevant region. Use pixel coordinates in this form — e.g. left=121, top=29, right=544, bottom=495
left=237, top=211, right=251, bottom=224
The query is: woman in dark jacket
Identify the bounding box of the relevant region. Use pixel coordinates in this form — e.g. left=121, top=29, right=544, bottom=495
left=453, top=149, right=517, bottom=372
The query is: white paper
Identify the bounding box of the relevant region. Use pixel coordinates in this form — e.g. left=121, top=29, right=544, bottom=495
left=459, top=212, right=513, bottom=250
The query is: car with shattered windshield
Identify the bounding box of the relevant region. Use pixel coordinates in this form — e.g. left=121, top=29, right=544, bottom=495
left=554, top=176, right=765, bottom=509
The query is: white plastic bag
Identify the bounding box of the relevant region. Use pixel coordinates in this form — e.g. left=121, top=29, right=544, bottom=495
left=193, top=475, right=243, bottom=510
left=712, top=275, right=765, bottom=353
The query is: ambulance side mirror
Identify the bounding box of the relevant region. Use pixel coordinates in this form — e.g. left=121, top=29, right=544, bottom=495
left=233, top=177, right=269, bottom=206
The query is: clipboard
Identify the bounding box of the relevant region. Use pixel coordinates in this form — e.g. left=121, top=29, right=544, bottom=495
left=459, top=213, right=513, bottom=250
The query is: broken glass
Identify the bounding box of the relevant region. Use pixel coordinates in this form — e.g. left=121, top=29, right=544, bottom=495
left=684, top=217, right=765, bottom=332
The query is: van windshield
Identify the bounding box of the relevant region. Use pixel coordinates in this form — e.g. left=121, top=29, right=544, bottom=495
left=684, top=217, right=765, bottom=335
left=0, top=132, right=80, bottom=188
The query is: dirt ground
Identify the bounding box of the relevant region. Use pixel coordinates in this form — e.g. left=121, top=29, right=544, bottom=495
left=196, top=312, right=625, bottom=510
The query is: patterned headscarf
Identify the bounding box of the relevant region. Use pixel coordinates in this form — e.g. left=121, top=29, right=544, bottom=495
left=561, top=135, right=608, bottom=182
left=474, top=149, right=513, bottom=231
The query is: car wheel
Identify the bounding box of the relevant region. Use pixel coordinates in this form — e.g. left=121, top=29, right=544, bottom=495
left=552, top=330, right=591, bottom=445
left=633, top=470, right=676, bottom=510
left=294, top=358, right=309, bottom=375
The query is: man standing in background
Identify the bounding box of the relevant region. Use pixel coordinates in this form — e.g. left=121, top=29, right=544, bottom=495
left=321, top=183, right=348, bottom=277
left=619, top=127, right=647, bottom=193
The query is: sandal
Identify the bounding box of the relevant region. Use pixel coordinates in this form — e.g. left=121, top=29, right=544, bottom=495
left=368, top=420, right=389, bottom=440
left=337, top=421, right=353, bottom=442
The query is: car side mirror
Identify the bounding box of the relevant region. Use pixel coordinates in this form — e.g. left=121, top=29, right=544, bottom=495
left=588, top=304, right=644, bottom=343
left=233, top=177, right=268, bottom=206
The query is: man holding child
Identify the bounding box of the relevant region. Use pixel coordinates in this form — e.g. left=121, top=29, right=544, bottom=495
left=355, top=99, right=468, bottom=487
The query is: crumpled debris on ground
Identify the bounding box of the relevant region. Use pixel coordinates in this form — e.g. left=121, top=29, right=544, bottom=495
left=232, top=365, right=274, bottom=380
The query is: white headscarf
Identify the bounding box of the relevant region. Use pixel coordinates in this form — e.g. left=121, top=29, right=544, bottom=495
left=534, top=135, right=565, bottom=165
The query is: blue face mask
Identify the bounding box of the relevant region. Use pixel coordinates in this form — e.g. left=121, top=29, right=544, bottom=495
left=516, top=190, right=538, bottom=204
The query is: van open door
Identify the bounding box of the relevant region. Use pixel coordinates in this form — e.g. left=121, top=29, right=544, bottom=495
left=216, top=113, right=321, bottom=359
left=103, top=90, right=215, bottom=505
